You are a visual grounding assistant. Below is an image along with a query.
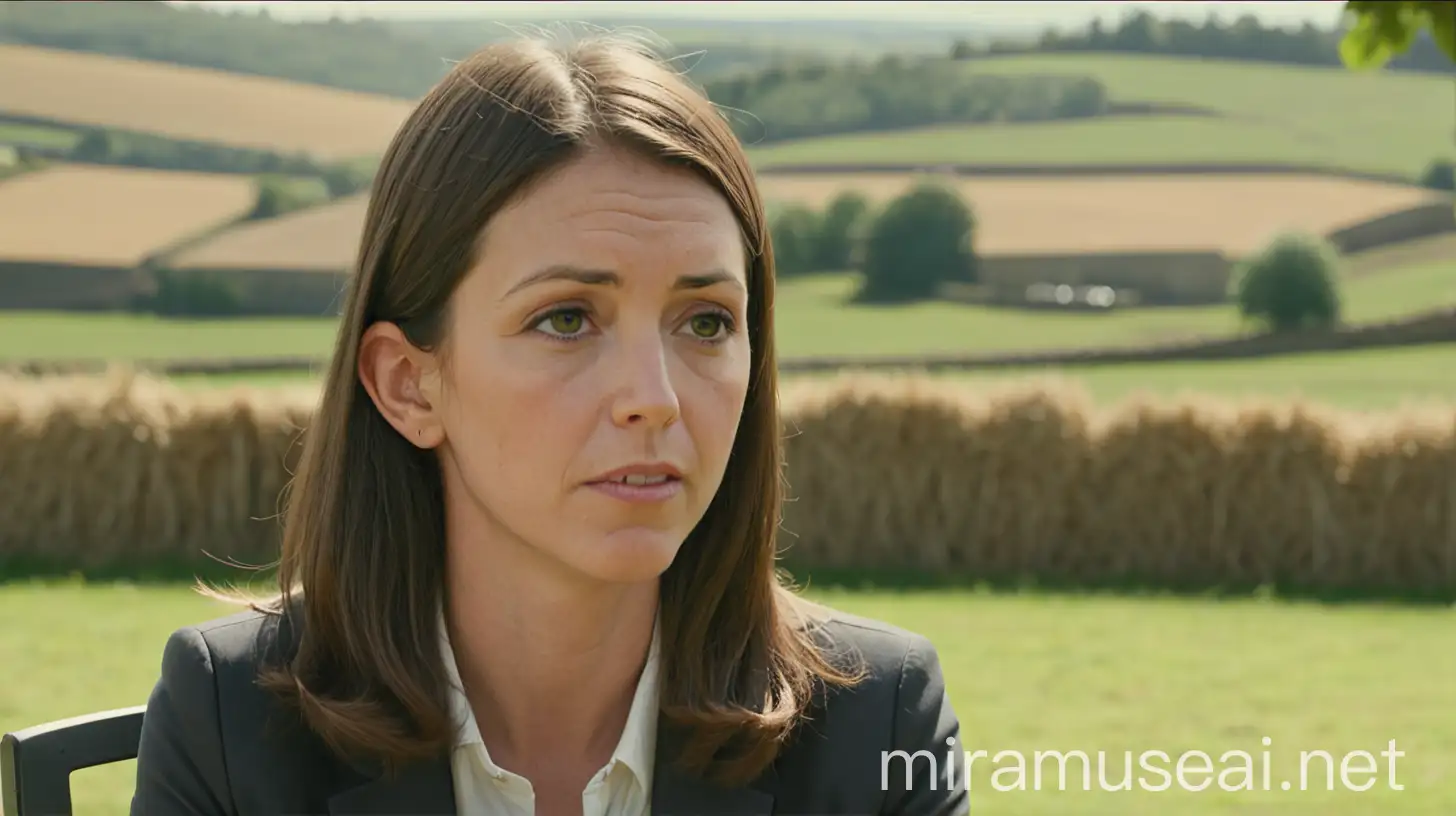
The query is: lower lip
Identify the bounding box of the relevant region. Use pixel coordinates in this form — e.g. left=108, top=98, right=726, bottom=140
left=586, top=478, right=683, bottom=503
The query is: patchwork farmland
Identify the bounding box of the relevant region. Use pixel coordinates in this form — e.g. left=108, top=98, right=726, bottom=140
left=0, top=30, right=1451, bottom=367
left=158, top=194, right=371, bottom=315
left=164, top=194, right=370, bottom=274
left=757, top=172, right=1449, bottom=256
left=162, top=171, right=1451, bottom=275
left=145, top=170, right=1455, bottom=315
left=0, top=44, right=412, bottom=160
left=0, top=164, right=257, bottom=310
left=0, top=164, right=256, bottom=267
left=748, top=54, right=1456, bottom=179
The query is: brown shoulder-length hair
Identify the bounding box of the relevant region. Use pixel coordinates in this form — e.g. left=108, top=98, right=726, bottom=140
left=225, top=32, right=866, bottom=785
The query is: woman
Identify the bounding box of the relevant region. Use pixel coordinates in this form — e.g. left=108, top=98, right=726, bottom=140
left=131, top=33, right=965, bottom=815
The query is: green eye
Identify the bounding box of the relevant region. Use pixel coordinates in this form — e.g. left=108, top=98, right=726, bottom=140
left=689, top=314, right=723, bottom=339
left=546, top=310, right=585, bottom=335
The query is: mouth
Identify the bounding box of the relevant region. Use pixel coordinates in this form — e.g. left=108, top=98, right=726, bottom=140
left=604, top=473, right=678, bottom=486
left=585, top=464, right=685, bottom=503
left=588, top=462, right=684, bottom=485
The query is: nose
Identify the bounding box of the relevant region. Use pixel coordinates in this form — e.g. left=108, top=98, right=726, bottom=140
left=610, top=335, right=681, bottom=429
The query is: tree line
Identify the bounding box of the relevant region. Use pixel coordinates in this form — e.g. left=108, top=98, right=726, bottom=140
left=703, top=58, right=1107, bottom=143
left=767, top=181, right=978, bottom=304
left=4, top=124, right=377, bottom=226
left=49, top=127, right=376, bottom=217
left=952, top=9, right=1456, bottom=74
left=9, top=0, right=1449, bottom=119
left=0, top=0, right=794, bottom=99
left=0, top=0, right=457, bottom=99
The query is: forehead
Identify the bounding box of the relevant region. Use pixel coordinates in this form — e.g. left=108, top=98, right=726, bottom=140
left=478, top=144, right=746, bottom=270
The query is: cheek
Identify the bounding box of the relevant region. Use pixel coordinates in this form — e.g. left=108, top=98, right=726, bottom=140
left=677, top=340, right=751, bottom=461
left=441, top=345, right=596, bottom=497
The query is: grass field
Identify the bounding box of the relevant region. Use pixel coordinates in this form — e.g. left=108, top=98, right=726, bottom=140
left=830, top=345, right=1456, bottom=413
left=157, top=344, right=1456, bottom=412
left=154, top=170, right=1447, bottom=281
left=2, top=47, right=1448, bottom=178
left=747, top=55, right=1456, bottom=179
left=4, top=256, right=1451, bottom=360
left=0, top=121, right=79, bottom=151
left=1, top=581, right=1451, bottom=814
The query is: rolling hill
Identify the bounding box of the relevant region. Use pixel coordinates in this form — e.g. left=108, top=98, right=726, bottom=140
left=757, top=173, right=1445, bottom=256
left=164, top=194, right=368, bottom=272
left=0, top=44, right=412, bottom=160
left=6, top=46, right=1448, bottom=181
left=747, top=54, right=1456, bottom=179
left=0, top=164, right=255, bottom=267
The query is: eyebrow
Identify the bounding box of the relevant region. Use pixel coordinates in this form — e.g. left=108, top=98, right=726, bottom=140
left=502, top=265, right=745, bottom=300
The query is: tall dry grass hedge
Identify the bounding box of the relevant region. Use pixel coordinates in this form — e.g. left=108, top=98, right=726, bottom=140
left=2, top=368, right=1453, bottom=597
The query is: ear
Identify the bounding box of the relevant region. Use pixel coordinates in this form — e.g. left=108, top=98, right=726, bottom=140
left=358, top=321, right=446, bottom=449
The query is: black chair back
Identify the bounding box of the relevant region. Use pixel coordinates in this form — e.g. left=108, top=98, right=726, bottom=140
left=1, top=706, right=145, bottom=816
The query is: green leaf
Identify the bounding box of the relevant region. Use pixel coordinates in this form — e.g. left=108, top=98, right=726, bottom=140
left=1425, top=1, right=1456, bottom=60
left=1339, top=15, right=1397, bottom=68
left=1339, top=0, right=1455, bottom=66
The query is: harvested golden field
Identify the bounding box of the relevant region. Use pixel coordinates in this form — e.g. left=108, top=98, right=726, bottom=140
left=757, top=172, right=1444, bottom=255
left=0, top=164, right=256, bottom=266
left=165, top=172, right=1445, bottom=276
left=0, top=45, right=412, bottom=160
left=2, top=370, right=1452, bottom=599
left=165, top=193, right=369, bottom=271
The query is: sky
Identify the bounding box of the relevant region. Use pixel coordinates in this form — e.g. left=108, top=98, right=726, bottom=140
left=173, top=1, right=1351, bottom=29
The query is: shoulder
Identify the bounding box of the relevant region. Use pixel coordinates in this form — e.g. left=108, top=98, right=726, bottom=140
left=159, top=605, right=297, bottom=692
left=773, top=605, right=965, bottom=810
left=136, top=605, right=335, bottom=809
left=803, top=608, right=952, bottom=733
left=152, top=605, right=306, bottom=755
left=804, top=605, right=947, bottom=691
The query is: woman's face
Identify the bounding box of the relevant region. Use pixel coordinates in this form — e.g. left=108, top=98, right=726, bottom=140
left=419, top=143, right=752, bottom=586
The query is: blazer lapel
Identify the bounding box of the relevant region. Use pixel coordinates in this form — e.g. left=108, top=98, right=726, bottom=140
left=327, top=756, right=457, bottom=815
left=651, top=718, right=775, bottom=816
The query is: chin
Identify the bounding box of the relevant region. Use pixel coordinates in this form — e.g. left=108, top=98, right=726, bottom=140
left=568, top=526, right=686, bottom=584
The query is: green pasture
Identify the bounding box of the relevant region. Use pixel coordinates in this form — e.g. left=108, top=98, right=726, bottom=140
left=748, top=55, right=1456, bottom=178
left=156, top=344, right=1455, bottom=413
left=0, top=581, right=1451, bottom=814
left=865, top=345, right=1456, bottom=414
left=3, top=254, right=1452, bottom=412
left=3, top=257, right=1451, bottom=362
left=0, top=121, right=78, bottom=151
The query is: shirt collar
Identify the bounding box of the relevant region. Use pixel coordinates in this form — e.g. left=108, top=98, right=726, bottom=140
left=437, top=604, right=661, bottom=792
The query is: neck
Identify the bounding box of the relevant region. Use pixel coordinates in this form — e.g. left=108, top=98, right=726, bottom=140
left=443, top=529, right=659, bottom=773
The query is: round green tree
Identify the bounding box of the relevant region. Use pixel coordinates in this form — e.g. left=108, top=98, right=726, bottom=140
left=768, top=203, right=823, bottom=278
left=856, top=179, right=975, bottom=303
left=1233, top=233, right=1343, bottom=332
left=812, top=190, right=871, bottom=271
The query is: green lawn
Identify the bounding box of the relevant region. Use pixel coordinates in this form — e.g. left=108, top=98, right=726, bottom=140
left=3, top=257, right=1451, bottom=362
left=769, top=260, right=1455, bottom=358
left=5, top=257, right=1452, bottom=413
left=0, top=312, right=339, bottom=360
left=748, top=55, right=1456, bottom=179
left=877, top=345, right=1456, bottom=413
left=0, top=121, right=79, bottom=151
left=158, top=343, right=1456, bottom=413
left=1, top=582, right=1451, bottom=814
